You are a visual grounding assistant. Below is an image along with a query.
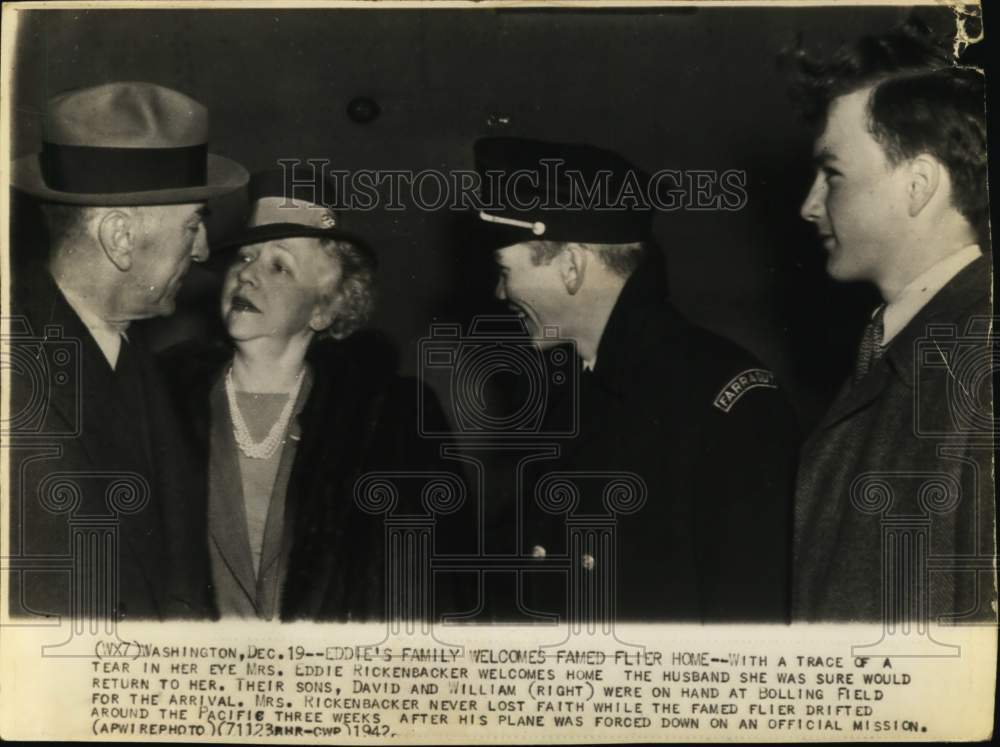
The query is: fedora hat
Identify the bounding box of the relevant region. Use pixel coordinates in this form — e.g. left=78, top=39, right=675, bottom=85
left=11, top=81, right=248, bottom=205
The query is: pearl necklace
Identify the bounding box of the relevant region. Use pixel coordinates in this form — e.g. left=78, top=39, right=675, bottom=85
left=225, top=367, right=304, bottom=460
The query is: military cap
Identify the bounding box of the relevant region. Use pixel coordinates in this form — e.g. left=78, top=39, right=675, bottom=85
left=474, top=137, right=654, bottom=251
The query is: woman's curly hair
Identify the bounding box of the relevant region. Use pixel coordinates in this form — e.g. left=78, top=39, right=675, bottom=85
left=317, top=237, right=378, bottom=340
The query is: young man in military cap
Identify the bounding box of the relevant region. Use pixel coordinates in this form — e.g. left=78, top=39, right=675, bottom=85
left=789, top=34, right=994, bottom=622
left=8, top=82, right=248, bottom=621
left=473, top=137, right=799, bottom=622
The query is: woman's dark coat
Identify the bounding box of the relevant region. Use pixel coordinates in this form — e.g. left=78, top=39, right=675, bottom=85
left=161, top=332, right=452, bottom=621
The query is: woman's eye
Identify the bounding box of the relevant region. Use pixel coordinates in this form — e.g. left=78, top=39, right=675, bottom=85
left=272, top=262, right=289, bottom=274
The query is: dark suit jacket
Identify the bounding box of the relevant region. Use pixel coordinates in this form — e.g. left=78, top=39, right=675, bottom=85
left=7, top=265, right=214, bottom=620
left=517, top=255, right=800, bottom=622
left=793, top=255, right=995, bottom=622
left=161, top=333, right=455, bottom=621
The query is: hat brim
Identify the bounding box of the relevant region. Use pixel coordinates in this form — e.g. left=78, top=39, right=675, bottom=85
left=205, top=222, right=376, bottom=273
left=11, top=153, right=249, bottom=205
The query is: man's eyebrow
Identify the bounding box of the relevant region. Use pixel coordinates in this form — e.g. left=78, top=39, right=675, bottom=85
left=193, top=206, right=211, bottom=220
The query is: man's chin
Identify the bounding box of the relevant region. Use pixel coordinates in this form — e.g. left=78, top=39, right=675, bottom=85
left=825, top=259, right=860, bottom=284
left=129, top=301, right=174, bottom=320
left=824, top=251, right=852, bottom=282
left=155, top=299, right=178, bottom=317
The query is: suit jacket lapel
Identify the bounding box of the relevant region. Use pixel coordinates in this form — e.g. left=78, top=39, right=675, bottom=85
left=208, top=377, right=258, bottom=607
left=816, top=363, right=893, bottom=432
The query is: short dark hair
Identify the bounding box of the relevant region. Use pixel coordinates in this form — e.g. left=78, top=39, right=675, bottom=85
left=39, top=203, right=94, bottom=248
left=783, top=18, right=952, bottom=127
left=527, top=240, right=647, bottom=279
left=868, top=68, right=987, bottom=238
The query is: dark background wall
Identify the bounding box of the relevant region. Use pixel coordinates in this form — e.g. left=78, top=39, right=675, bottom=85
left=9, top=5, right=968, bottom=427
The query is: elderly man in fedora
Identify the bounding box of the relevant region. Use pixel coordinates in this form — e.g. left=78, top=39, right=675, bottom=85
left=8, top=82, right=248, bottom=621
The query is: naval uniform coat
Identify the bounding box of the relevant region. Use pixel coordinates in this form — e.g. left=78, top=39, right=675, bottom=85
left=793, top=255, right=995, bottom=622
left=162, top=334, right=454, bottom=621
left=8, top=264, right=214, bottom=620
left=519, top=256, right=799, bottom=622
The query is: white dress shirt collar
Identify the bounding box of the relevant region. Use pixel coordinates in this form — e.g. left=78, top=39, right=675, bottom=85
left=882, top=244, right=982, bottom=347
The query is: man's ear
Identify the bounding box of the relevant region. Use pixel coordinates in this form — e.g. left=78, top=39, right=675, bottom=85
left=97, top=209, right=136, bottom=271
left=906, top=154, right=942, bottom=218
left=558, top=243, right=588, bottom=295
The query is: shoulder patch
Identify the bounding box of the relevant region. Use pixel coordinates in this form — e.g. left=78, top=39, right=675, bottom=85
left=713, top=368, right=777, bottom=413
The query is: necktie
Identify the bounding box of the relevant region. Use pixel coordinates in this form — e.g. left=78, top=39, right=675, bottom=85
left=854, top=304, right=886, bottom=383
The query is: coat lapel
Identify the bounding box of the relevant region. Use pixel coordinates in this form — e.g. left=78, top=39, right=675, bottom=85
left=115, top=334, right=169, bottom=611
left=815, top=363, right=893, bottom=432
left=281, top=352, right=369, bottom=619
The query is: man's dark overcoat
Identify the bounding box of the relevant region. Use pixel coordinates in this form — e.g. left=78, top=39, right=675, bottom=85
left=517, top=255, right=800, bottom=622
left=793, top=255, right=995, bottom=622
left=8, top=264, right=214, bottom=620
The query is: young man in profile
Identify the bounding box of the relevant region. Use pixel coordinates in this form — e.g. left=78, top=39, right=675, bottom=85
left=789, top=38, right=994, bottom=622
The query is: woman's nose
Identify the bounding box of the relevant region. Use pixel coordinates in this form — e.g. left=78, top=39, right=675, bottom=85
left=236, top=258, right=258, bottom=285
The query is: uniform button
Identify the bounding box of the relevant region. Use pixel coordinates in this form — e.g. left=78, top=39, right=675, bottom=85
left=531, top=545, right=547, bottom=559
left=581, top=553, right=595, bottom=571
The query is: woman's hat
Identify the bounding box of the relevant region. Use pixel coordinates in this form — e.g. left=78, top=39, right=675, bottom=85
left=11, top=81, right=248, bottom=205
left=207, top=166, right=373, bottom=270
left=244, top=167, right=342, bottom=228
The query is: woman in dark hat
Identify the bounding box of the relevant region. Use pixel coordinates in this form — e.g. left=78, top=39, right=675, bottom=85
left=162, top=171, right=453, bottom=621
